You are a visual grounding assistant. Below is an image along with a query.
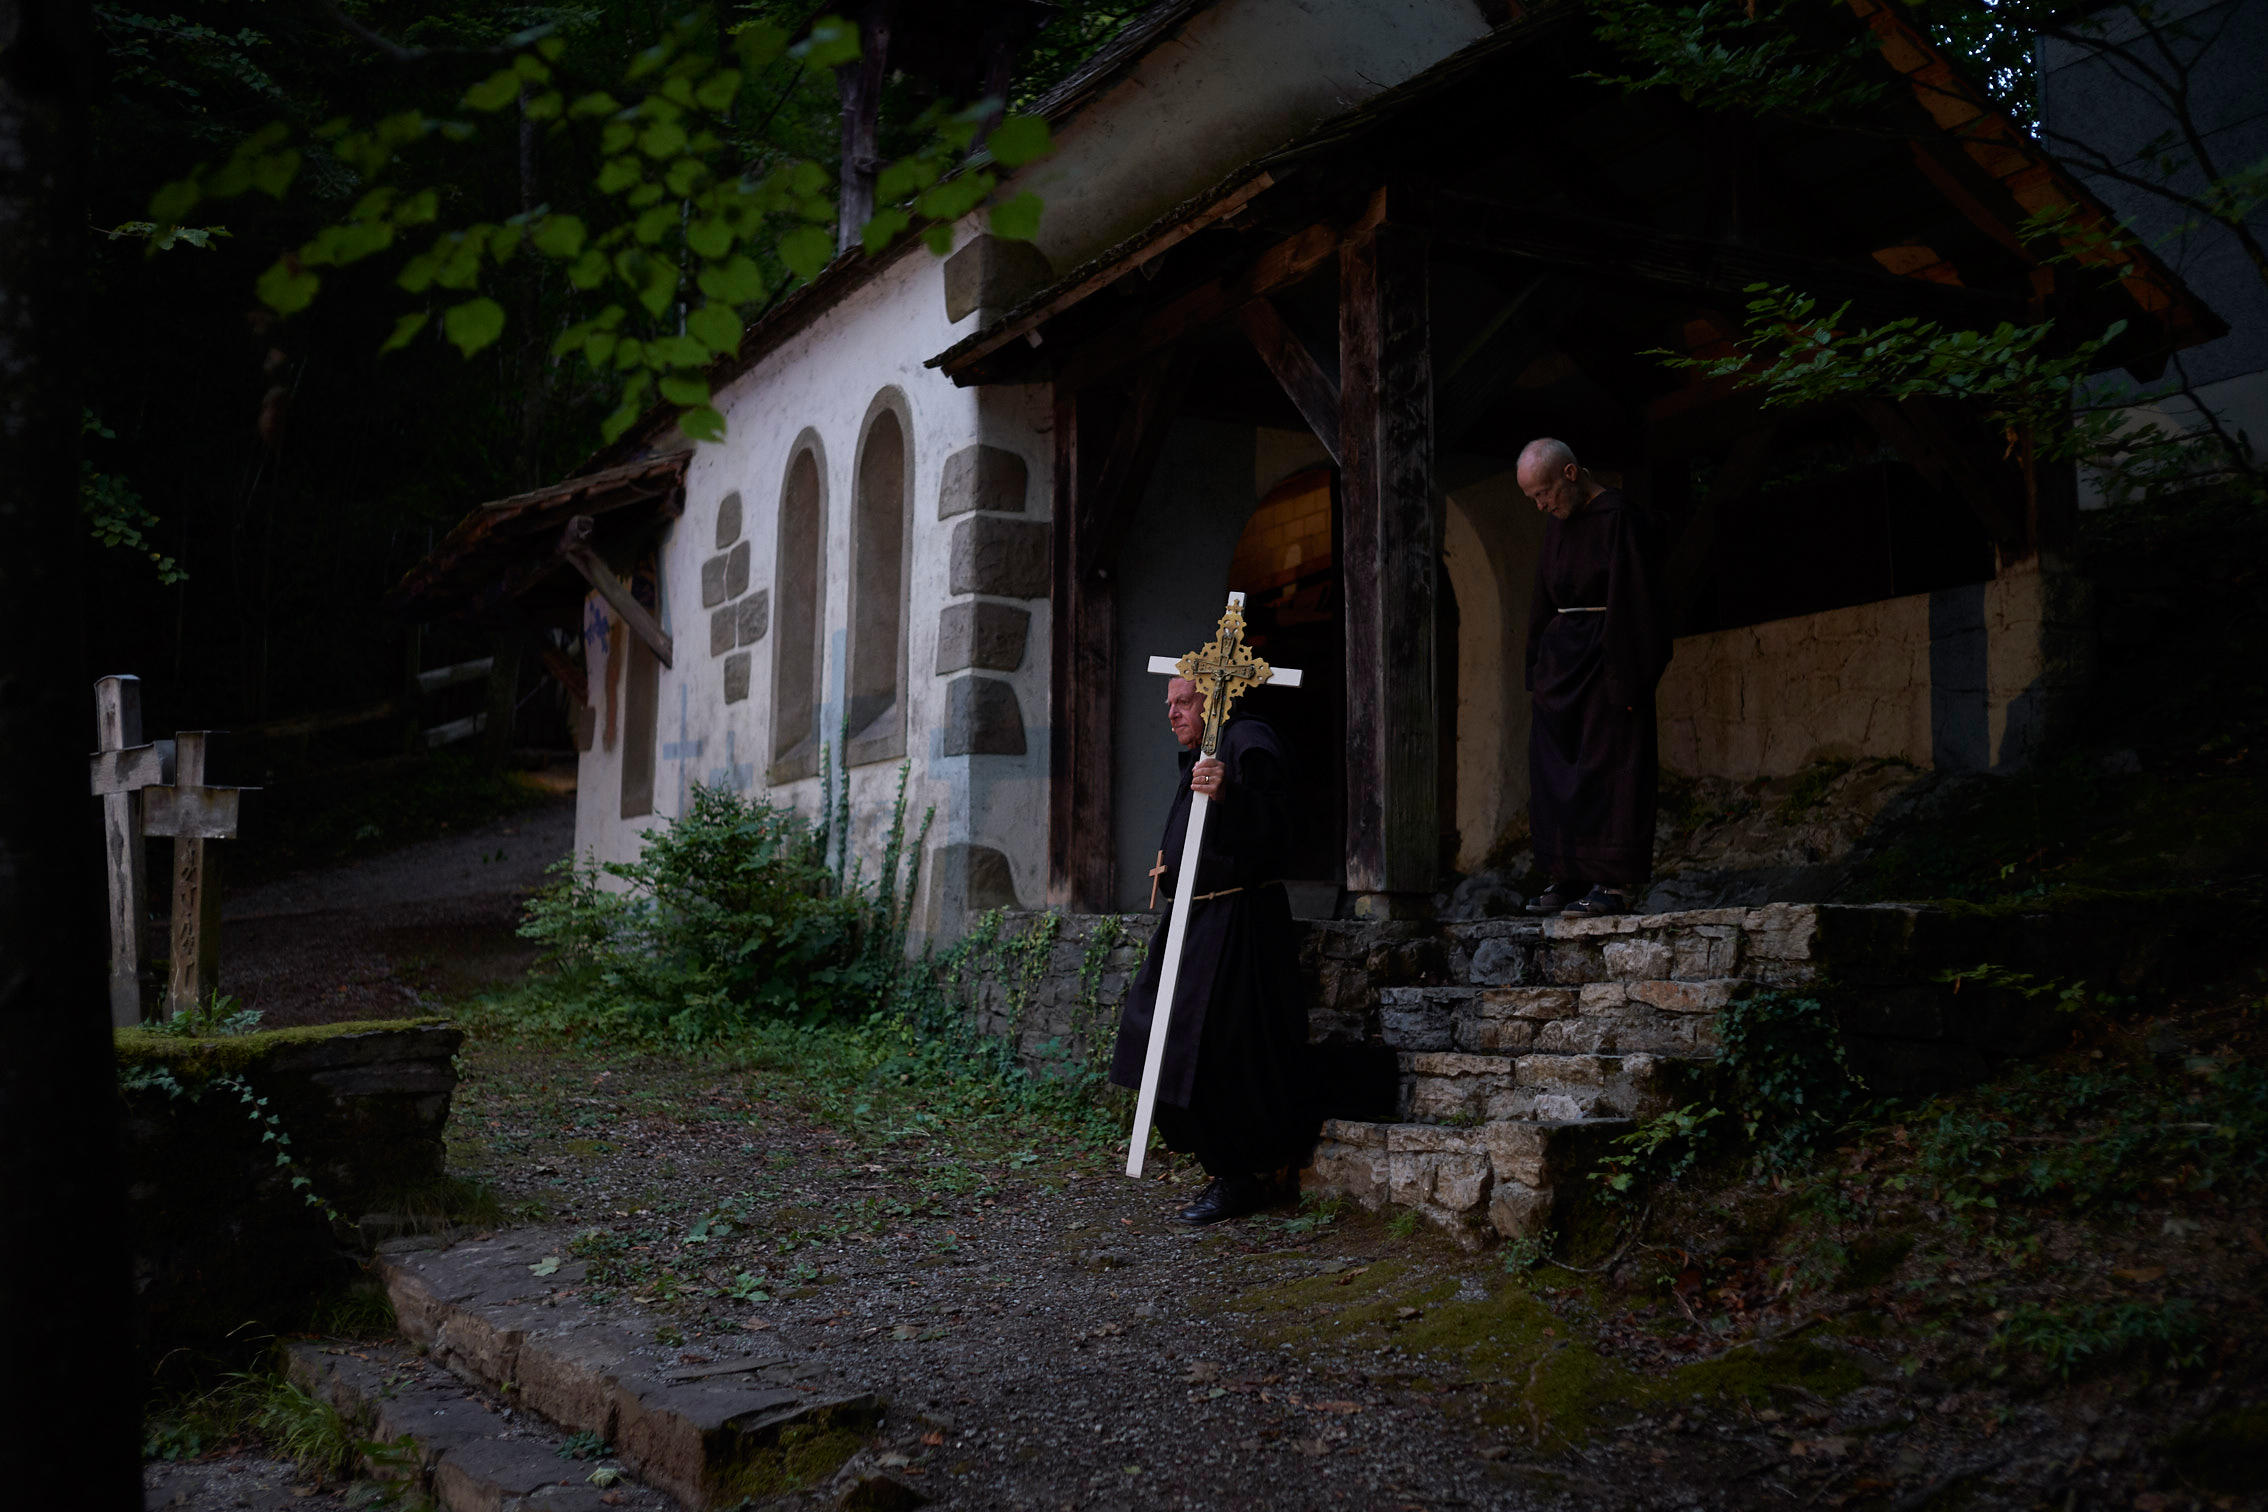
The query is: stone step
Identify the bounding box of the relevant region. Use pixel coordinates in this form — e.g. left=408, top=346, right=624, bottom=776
left=1306, top=1116, right=1633, bottom=1248
left=284, top=1337, right=682, bottom=1511
left=1400, top=1048, right=1700, bottom=1124
left=1378, top=981, right=1733, bottom=1056
left=377, top=1232, right=883, bottom=1510
left=1442, top=902, right=1845, bottom=989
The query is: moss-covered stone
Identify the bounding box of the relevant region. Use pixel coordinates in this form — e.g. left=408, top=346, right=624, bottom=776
left=115, top=1016, right=451, bottom=1079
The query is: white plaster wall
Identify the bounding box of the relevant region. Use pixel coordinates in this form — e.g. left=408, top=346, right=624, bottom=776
left=1009, top=0, right=1491, bottom=273
left=1656, top=557, right=2084, bottom=779
left=575, top=240, right=1057, bottom=935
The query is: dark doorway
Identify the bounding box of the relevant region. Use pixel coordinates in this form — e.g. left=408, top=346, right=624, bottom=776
left=1225, top=466, right=1344, bottom=888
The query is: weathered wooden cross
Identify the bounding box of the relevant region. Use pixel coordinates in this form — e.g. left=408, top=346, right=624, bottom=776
left=88, top=676, right=173, bottom=1026
left=142, top=730, right=254, bottom=1020
left=1125, top=591, right=1303, bottom=1179
left=663, top=683, right=705, bottom=816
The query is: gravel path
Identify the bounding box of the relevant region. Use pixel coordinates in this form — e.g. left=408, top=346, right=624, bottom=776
left=216, top=796, right=576, bottom=1026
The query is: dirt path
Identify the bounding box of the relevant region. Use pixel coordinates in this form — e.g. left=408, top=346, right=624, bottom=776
left=217, top=796, right=576, bottom=1026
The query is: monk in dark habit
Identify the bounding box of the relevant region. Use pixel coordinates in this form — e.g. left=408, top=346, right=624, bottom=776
left=1519, top=437, right=1672, bottom=917
left=1109, top=676, right=1317, bottom=1224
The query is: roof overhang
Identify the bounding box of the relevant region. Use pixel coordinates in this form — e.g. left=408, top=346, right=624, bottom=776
left=383, top=451, right=688, bottom=629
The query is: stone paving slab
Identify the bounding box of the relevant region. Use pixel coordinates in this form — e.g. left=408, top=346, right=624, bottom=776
left=379, top=1233, right=883, bottom=1508
left=284, top=1339, right=680, bottom=1512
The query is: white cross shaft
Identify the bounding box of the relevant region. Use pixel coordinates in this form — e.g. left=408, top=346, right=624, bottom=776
left=1125, top=591, right=1303, bottom=1179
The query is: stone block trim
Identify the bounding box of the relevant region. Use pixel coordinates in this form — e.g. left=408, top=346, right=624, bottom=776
left=700, top=554, right=728, bottom=608
left=737, top=588, right=769, bottom=645
left=942, top=234, right=1054, bottom=324
left=710, top=606, right=737, bottom=656
left=949, top=515, right=1050, bottom=599
left=943, top=674, right=1026, bottom=756
left=935, top=599, right=1030, bottom=673
left=939, top=443, right=1029, bottom=518
left=715, top=489, right=742, bottom=549
left=722, top=651, right=750, bottom=704
left=724, top=539, right=751, bottom=599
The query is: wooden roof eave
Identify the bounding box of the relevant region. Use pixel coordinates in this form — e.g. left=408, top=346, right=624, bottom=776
left=382, top=451, right=689, bottom=627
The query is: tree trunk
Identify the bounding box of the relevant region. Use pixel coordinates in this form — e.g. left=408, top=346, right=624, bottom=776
left=0, top=1, right=144, bottom=1502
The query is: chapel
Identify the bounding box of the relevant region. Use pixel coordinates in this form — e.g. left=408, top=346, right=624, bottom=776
left=389, top=0, right=2221, bottom=938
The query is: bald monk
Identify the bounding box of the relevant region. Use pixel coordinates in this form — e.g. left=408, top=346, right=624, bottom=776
left=1517, top=438, right=1671, bottom=917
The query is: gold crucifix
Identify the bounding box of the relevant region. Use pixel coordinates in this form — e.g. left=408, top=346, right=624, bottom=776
left=1144, top=591, right=1305, bottom=757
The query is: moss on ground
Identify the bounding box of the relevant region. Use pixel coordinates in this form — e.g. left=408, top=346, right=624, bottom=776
left=116, top=1017, right=449, bottom=1079
left=711, top=1406, right=880, bottom=1501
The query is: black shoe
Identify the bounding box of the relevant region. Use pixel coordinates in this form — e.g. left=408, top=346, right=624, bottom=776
left=1525, top=879, right=1573, bottom=916
left=1562, top=885, right=1631, bottom=917
left=1176, top=1178, right=1224, bottom=1223
left=1175, top=1176, right=1266, bottom=1226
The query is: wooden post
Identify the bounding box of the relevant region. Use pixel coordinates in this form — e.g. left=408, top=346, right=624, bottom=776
left=1338, top=208, right=1438, bottom=911
left=560, top=515, right=673, bottom=668
left=88, top=676, right=171, bottom=1026
left=144, top=732, right=244, bottom=1020
left=1047, top=386, right=1117, bottom=909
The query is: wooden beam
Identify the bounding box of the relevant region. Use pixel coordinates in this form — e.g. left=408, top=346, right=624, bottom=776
left=1338, top=213, right=1438, bottom=904
left=559, top=514, right=673, bottom=669
left=1434, top=275, right=1575, bottom=448
left=1047, top=387, right=1117, bottom=911
left=1418, top=193, right=2029, bottom=324
left=933, top=173, right=1276, bottom=384
left=536, top=640, right=589, bottom=708
left=91, top=676, right=156, bottom=1027
left=1053, top=218, right=1346, bottom=393
left=1236, top=298, right=1341, bottom=465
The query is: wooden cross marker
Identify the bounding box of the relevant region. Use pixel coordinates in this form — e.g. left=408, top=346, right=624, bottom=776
left=88, top=675, right=174, bottom=1026
left=1147, top=850, right=1168, bottom=910
left=1125, top=591, right=1304, bottom=1178
left=662, top=683, right=705, bottom=815
left=142, top=732, right=255, bottom=1020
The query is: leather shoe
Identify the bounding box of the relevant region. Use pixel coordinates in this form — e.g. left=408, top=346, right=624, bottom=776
left=1175, top=1176, right=1265, bottom=1226
left=1525, top=879, right=1573, bottom=916
left=1562, top=885, right=1631, bottom=917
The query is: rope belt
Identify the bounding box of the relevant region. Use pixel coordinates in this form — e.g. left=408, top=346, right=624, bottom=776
left=1170, top=879, right=1287, bottom=904
left=1557, top=606, right=1606, bottom=613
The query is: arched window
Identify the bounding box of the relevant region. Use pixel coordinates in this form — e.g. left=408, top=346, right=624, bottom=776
left=846, top=395, right=911, bottom=763
left=769, top=438, right=827, bottom=782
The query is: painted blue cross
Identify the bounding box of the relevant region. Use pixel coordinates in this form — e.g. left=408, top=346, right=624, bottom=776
left=661, top=683, right=704, bottom=816
left=707, top=727, right=754, bottom=794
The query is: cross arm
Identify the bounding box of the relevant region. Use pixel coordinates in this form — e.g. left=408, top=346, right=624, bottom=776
left=144, top=785, right=244, bottom=840
left=1145, top=655, right=1302, bottom=688
left=90, top=740, right=175, bottom=796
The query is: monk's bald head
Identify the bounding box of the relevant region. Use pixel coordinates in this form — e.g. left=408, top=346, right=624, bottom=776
left=1517, top=436, right=1592, bottom=520
left=1165, top=676, right=1204, bottom=749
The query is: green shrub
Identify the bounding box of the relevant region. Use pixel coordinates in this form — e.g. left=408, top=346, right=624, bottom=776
left=514, top=756, right=929, bottom=1044
left=1716, top=990, right=1867, bottom=1172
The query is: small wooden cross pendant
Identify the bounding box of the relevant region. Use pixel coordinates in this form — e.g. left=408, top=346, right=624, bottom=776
left=1147, top=850, right=1167, bottom=910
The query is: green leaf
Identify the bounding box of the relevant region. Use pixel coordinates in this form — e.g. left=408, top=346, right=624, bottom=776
left=397, top=253, right=439, bottom=293
left=443, top=297, right=507, bottom=357
left=916, top=174, right=990, bottom=224
left=795, top=15, right=861, bottom=69
left=698, top=255, right=766, bottom=305
left=694, top=69, right=742, bottom=112
left=922, top=223, right=954, bottom=255
left=597, top=157, right=643, bottom=195
left=637, top=255, right=678, bottom=316
left=638, top=118, right=688, bottom=159
left=524, top=91, right=563, bottom=121
left=732, top=21, right=788, bottom=72
left=647, top=334, right=707, bottom=368
left=397, top=188, right=440, bottom=226
left=256, top=260, right=319, bottom=315
left=988, top=191, right=1043, bottom=242
left=464, top=68, right=522, bottom=112
left=585, top=332, right=618, bottom=366
left=150, top=177, right=202, bottom=224
left=613, top=337, right=644, bottom=371
left=659, top=374, right=710, bottom=406
left=986, top=114, right=1052, bottom=168
left=530, top=1255, right=562, bottom=1277
left=678, top=404, right=727, bottom=444
left=665, top=157, right=708, bottom=198
left=533, top=214, right=586, bottom=259
left=686, top=217, right=733, bottom=260
left=687, top=303, right=743, bottom=357
left=252, top=148, right=301, bottom=199
left=861, top=206, right=909, bottom=254
left=779, top=225, right=834, bottom=283
left=571, top=90, right=624, bottom=119
left=633, top=202, right=677, bottom=245
left=568, top=249, right=609, bottom=289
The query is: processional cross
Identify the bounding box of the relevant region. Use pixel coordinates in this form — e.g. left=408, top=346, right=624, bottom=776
left=1125, top=591, right=1303, bottom=1178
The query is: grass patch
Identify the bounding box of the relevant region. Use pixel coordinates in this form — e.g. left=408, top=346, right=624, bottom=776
left=144, top=1368, right=357, bottom=1480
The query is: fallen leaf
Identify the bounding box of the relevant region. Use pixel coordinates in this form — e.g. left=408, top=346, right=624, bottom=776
left=1292, top=1438, right=1330, bottom=1457
left=587, top=1467, right=622, bottom=1487
left=742, top=1317, right=772, bottom=1332
left=1310, top=1400, right=1363, bottom=1414
left=530, top=1256, right=562, bottom=1277
left=1333, top=1266, right=1370, bottom=1287
left=921, top=1430, right=944, bottom=1447
left=1184, top=1362, right=1221, bottom=1384
left=2112, top=1266, right=2166, bottom=1284
left=1395, top=1307, right=1420, bottom=1320
left=890, top=1324, right=920, bottom=1341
